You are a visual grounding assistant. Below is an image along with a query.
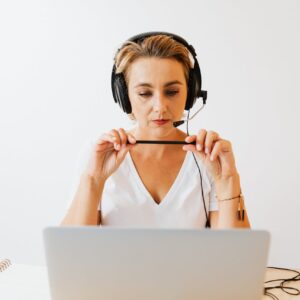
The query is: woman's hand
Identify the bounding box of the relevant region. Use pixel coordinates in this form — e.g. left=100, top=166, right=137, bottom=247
left=83, top=128, right=136, bottom=183
left=182, top=129, right=238, bottom=182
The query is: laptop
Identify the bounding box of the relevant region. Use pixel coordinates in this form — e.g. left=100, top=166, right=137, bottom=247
left=43, top=227, right=270, bottom=300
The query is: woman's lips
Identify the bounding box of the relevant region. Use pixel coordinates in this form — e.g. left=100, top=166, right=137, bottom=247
left=153, top=119, right=169, bottom=125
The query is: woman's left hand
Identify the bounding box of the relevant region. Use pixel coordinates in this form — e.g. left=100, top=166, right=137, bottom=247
left=182, top=129, right=239, bottom=181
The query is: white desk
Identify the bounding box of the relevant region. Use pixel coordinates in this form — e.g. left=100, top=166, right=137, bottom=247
left=1, top=264, right=299, bottom=300
left=0, top=264, right=50, bottom=300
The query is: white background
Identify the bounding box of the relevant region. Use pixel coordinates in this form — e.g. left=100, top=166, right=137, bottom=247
left=0, top=0, right=299, bottom=267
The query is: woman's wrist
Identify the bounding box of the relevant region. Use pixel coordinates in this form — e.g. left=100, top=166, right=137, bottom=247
left=80, top=172, right=106, bottom=195
left=214, top=172, right=241, bottom=200
left=214, top=173, right=247, bottom=224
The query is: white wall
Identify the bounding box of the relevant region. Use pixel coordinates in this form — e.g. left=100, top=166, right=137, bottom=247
left=0, top=0, right=299, bottom=267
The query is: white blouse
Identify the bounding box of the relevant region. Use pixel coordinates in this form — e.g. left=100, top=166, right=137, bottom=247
left=67, top=138, right=219, bottom=228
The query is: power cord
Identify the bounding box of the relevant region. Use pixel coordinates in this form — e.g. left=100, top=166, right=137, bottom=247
left=264, top=266, right=300, bottom=299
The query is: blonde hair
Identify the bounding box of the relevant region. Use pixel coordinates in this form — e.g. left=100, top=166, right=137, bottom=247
left=114, top=34, right=193, bottom=84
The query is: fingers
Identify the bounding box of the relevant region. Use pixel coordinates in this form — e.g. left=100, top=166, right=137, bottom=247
left=182, top=135, right=197, bottom=153
left=126, top=132, right=136, bottom=145
left=209, top=140, right=222, bottom=161
left=118, top=128, right=127, bottom=149
left=119, top=128, right=136, bottom=146
left=113, top=129, right=136, bottom=162
left=183, top=129, right=220, bottom=156
left=96, top=133, right=115, bottom=145
left=210, top=139, right=232, bottom=159
left=110, top=129, right=121, bottom=150
left=196, top=129, right=207, bottom=151
left=97, top=128, right=136, bottom=152
left=204, top=130, right=220, bottom=155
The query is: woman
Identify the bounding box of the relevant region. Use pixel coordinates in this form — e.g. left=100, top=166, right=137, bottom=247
left=61, top=32, right=250, bottom=229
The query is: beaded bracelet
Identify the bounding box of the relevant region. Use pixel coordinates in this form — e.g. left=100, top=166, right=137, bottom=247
left=217, top=192, right=245, bottom=221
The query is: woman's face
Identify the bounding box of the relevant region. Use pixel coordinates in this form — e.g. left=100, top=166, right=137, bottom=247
left=127, top=57, right=188, bottom=138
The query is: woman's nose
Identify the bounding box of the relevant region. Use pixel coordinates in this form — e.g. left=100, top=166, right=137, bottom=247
left=153, top=93, right=167, bottom=112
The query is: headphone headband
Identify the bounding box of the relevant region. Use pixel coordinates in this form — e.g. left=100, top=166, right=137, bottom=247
left=126, top=31, right=196, bottom=56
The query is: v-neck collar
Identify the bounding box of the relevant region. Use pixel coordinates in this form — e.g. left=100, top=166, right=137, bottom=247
left=126, top=150, right=190, bottom=208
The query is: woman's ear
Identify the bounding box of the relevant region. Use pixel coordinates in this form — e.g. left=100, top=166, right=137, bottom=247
left=128, top=113, right=136, bottom=120
left=181, top=111, right=187, bottom=119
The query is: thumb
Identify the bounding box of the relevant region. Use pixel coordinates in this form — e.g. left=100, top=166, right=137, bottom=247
left=115, top=144, right=131, bottom=165
left=193, top=150, right=206, bottom=162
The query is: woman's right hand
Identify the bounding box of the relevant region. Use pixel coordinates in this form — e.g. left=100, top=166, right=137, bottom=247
left=83, top=128, right=136, bottom=183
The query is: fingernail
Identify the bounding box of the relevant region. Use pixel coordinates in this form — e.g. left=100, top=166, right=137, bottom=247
left=116, top=144, right=120, bottom=150
left=197, top=144, right=201, bottom=151
left=210, top=155, right=214, bottom=161
left=205, top=148, right=209, bottom=154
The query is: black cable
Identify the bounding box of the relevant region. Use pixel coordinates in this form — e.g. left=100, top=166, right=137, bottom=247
left=264, top=266, right=300, bottom=299
left=264, top=291, right=279, bottom=300
left=186, top=110, right=210, bottom=228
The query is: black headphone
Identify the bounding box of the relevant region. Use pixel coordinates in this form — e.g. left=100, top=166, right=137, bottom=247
left=111, top=31, right=207, bottom=114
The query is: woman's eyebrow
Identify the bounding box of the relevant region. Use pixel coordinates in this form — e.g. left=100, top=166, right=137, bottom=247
left=134, top=80, right=183, bottom=88
left=164, top=80, right=183, bottom=87
left=134, top=83, right=152, bottom=88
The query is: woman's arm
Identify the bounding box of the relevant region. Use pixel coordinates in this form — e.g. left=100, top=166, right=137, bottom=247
left=210, top=173, right=251, bottom=229
left=210, top=210, right=251, bottom=229
left=183, top=130, right=251, bottom=229
left=60, top=173, right=105, bottom=226
left=61, top=128, right=136, bottom=226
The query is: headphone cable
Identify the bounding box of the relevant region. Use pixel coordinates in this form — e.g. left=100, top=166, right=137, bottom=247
left=186, top=109, right=210, bottom=228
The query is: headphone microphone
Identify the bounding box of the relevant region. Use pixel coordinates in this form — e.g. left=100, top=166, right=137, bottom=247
left=173, top=90, right=207, bottom=127
left=173, top=120, right=185, bottom=128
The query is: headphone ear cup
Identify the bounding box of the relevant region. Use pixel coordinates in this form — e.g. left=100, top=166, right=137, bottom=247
left=185, top=69, right=197, bottom=110
left=112, top=73, right=132, bottom=114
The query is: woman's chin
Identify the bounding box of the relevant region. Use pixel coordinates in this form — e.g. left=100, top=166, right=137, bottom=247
left=150, top=126, right=178, bottom=138
left=135, top=123, right=178, bottom=138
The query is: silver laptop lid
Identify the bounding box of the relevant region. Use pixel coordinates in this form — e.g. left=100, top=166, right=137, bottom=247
left=43, top=227, right=270, bottom=300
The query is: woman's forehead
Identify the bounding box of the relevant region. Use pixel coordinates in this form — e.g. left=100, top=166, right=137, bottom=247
left=127, top=57, right=186, bottom=86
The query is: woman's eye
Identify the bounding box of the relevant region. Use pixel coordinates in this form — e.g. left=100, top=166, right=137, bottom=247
left=166, top=90, right=179, bottom=96
left=138, top=91, right=179, bottom=97
left=138, top=92, right=151, bottom=97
